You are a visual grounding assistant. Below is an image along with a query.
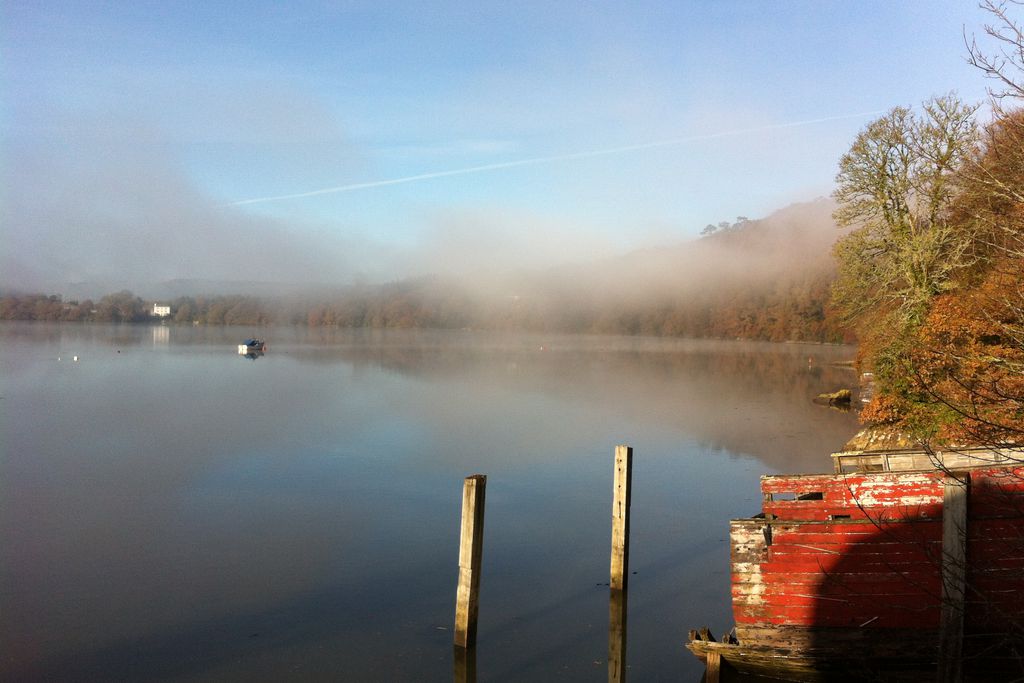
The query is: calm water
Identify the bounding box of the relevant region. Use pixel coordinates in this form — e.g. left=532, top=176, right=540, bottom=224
left=0, top=323, right=859, bottom=681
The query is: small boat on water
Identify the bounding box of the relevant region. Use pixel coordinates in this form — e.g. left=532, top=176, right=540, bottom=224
left=238, top=338, right=267, bottom=355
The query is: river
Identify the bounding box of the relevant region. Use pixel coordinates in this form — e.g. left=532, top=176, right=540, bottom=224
left=0, top=323, right=859, bottom=681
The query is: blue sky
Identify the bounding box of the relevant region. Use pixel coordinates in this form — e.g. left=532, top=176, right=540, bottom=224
left=0, top=1, right=998, bottom=288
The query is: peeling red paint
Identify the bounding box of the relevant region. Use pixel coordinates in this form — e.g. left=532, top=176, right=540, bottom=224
left=731, top=467, right=1024, bottom=631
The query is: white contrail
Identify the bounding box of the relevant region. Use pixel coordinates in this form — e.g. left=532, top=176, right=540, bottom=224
left=231, top=110, right=886, bottom=206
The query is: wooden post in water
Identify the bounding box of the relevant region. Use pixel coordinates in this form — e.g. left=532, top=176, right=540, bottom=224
left=938, top=473, right=968, bottom=683
left=454, top=474, right=487, bottom=649
left=608, top=445, right=632, bottom=682
left=610, top=445, right=633, bottom=590
left=704, top=651, right=722, bottom=683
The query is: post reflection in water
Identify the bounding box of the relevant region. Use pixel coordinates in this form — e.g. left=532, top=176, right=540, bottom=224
left=608, top=587, right=628, bottom=683
left=453, top=645, right=476, bottom=683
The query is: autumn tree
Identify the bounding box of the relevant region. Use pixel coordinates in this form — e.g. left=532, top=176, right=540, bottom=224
left=882, top=106, right=1024, bottom=444
left=846, top=103, right=1024, bottom=445
left=967, top=0, right=1024, bottom=101
left=902, top=266, right=1024, bottom=443
left=831, top=95, right=982, bottom=430
left=867, top=1, right=1024, bottom=445
left=832, top=94, right=980, bottom=327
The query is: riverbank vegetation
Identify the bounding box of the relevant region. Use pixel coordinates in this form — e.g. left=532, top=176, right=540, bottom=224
left=839, top=3, right=1024, bottom=444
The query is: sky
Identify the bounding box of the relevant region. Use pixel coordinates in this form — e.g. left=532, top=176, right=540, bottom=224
left=0, top=1, right=999, bottom=292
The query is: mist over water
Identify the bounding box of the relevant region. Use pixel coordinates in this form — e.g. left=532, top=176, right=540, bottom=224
left=2, top=105, right=840, bottom=303
left=1, top=323, right=858, bottom=681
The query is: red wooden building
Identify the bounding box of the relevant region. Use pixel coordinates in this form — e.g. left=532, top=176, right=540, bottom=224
left=688, top=447, right=1024, bottom=681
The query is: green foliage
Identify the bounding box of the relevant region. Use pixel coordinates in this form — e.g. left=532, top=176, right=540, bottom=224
left=844, top=102, right=1024, bottom=443
left=832, top=94, right=980, bottom=327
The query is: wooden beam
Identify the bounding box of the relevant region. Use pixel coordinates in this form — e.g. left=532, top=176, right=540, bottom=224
left=610, top=445, right=633, bottom=591
left=938, top=473, right=968, bottom=683
left=454, top=474, right=487, bottom=648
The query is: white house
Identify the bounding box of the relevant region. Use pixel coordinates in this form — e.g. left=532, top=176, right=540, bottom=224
left=152, top=303, right=171, bottom=317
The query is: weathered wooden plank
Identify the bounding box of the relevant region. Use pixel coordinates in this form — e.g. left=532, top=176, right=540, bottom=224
left=610, top=445, right=632, bottom=591
left=938, top=474, right=968, bottom=683
left=967, top=518, right=1024, bottom=535
left=731, top=537, right=766, bottom=550
left=732, top=572, right=942, bottom=591
left=969, top=498, right=1024, bottom=516
left=733, top=580, right=942, bottom=602
left=734, top=605, right=942, bottom=628
left=769, top=529, right=924, bottom=544
left=832, top=449, right=1020, bottom=474
left=704, top=651, right=721, bottom=683
left=766, top=517, right=942, bottom=528
left=733, top=623, right=938, bottom=646
left=759, top=554, right=937, bottom=568
left=763, top=470, right=946, bottom=493
left=731, top=549, right=767, bottom=565
left=763, top=503, right=943, bottom=522
left=768, top=537, right=942, bottom=553
left=695, top=651, right=940, bottom=680
left=731, top=601, right=938, bottom=619
left=732, top=588, right=938, bottom=609
left=964, top=540, right=1024, bottom=559
left=454, top=474, right=486, bottom=648
left=773, top=518, right=942, bottom=533
left=973, top=466, right=1024, bottom=483
left=755, top=555, right=941, bottom=574
left=733, top=591, right=944, bottom=612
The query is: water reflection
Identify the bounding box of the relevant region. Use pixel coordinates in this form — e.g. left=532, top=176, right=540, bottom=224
left=453, top=645, right=476, bottom=683
left=152, top=325, right=169, bottom=346
left=0, top=323, right=859, bottom=682
left=277, top=329, right=860, bottom=472
left=608, top=588, right=628, bottom=683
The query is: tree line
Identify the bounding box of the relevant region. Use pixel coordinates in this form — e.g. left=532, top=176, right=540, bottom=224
left=832, top=2, right=1024, bottom=444
left=0, top=270, right=845, bottom=343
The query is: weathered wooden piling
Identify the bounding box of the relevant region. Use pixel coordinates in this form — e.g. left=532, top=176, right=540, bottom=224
left=938, top=473, right=968, bottom=683
left=610, top=445, right=633, bottom=591
left=704, top=651, right=722, bottom=683
left=454, top=474, right=487, bottom=649
left=608, top=445, right=633, bottom=681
